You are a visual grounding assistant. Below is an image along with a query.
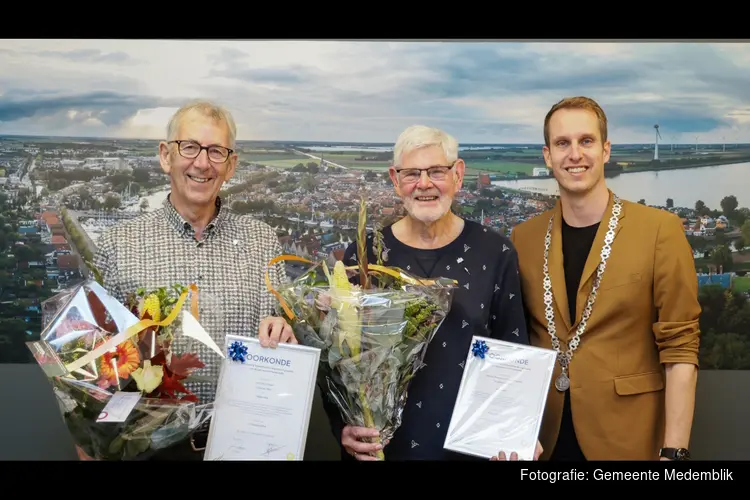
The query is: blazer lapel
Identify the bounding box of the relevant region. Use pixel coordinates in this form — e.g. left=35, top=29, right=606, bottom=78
left=547, top=201, right=572, bottom=333
left=575, top=190, right=626, bottom=326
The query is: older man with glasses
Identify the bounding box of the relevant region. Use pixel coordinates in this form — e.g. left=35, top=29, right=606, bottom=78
left=323, top=124, right=539, bottom=461
left=88, top=100, right=295, bottom=460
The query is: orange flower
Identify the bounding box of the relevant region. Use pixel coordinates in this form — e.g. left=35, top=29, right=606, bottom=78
left=98, top=340, right=141, bottom=387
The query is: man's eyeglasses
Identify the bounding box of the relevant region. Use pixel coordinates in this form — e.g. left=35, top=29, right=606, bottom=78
left=169, top=140, right=234, bottom=163
left=394, top=163, right=455, bottom=183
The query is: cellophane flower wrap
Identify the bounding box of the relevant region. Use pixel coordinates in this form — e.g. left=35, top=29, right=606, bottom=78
left=26, top=279, right=222, bottom=460
left=269, top=199, right=456, bottom=459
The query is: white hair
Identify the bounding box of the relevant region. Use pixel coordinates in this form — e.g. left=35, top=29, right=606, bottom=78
left=166, top=99, right=237, bottom=149
left=392, top=125, right=458, bottom=166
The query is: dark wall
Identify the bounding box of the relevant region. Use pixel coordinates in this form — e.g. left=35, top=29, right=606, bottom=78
left=0, top=364, right=341, bottom=461
left=0, top=364, right=747, bottom=460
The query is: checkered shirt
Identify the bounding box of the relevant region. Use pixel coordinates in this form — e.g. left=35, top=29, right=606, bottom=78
left=93, top=195, right=287, bottom=403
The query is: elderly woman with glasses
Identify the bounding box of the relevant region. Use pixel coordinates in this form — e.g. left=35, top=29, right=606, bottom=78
left=319, top=125, right=540, bottom=462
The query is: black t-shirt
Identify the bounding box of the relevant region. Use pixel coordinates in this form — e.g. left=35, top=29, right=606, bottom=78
left=324, top=219, right=531, bottom=460
left=550, top=218, right=599, bottom=461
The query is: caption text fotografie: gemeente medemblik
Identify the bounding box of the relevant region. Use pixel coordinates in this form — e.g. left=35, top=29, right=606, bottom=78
left=520, top=468, right=734, bottom=482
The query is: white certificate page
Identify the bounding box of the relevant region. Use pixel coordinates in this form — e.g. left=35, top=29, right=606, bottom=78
left=444, top=336, right=556, bottom=461
left=204, top=336, right=320, bottom=461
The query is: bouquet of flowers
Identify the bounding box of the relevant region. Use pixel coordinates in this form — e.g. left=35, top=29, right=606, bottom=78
left=27, top=280, right=221, bottom=460
left=268, top=199, right=456, bottom=459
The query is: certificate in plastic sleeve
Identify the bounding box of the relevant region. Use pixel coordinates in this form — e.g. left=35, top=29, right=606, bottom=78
left=204, top=335, right=321, bottom=461
left=443, top=336, right=556, bottom=461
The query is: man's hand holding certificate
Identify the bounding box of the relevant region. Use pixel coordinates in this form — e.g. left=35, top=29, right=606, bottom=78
left=443, top=336, right=556, bottom=461
left=203, top=335, right=320, bottom=461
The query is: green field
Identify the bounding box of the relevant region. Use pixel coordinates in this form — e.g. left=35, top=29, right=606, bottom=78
left=240, top=150, right=392, bottom=170
left=240, top=151, right=309, bottom=168
left=241, top=149, right=288, bottom=154
left=326, top=155, right=390, bottom=169
left=242, top=154, right=306, bottom=163
left=241, top=149, right=543, bottom=175
left=306, top=152, right=389, bottom=170
left=734, top=276, right=750, bottom=293
left=339, top=161, right=391, bottom=170
left=131, top=147, right=161, bottom=156
left=465, top=160, right=540, bottom=175
left=251, top=158, right=310, bottom=168
left=492, top=150, right=541, bottom=158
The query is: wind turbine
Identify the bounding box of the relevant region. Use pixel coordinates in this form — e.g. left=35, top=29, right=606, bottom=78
left=653, top=124, right=661, bottom=161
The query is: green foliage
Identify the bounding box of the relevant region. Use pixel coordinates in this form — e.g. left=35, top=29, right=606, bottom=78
left=54, top=377, right=192, bottom=460
left=403, top=298, right=440, bottom=341
left=698, top=284, right=750, bottom=369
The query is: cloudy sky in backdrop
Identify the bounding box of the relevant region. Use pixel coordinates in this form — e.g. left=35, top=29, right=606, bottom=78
left=1, top=40, right=749, bottom=145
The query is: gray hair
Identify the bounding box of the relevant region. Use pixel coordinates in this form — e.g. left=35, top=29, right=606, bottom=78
left=166, top=99, right=237, bottom=149
left=393, top=125, right=458, bottom=166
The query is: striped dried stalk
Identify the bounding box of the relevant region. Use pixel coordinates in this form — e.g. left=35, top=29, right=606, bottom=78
left=356, top=197, right=370, bottom=289
left=372, top=224, right=385, bottom=267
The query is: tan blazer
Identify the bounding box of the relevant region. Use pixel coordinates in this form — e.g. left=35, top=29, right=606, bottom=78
left=510, top=190, right=701, bottom=460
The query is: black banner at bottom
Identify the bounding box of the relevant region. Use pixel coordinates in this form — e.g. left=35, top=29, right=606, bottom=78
left=3, top=459, right=745, bottom=490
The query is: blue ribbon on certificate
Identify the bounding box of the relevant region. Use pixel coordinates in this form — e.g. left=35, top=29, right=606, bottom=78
left=472, top=339, right=489, bottom=358
left=228, top=340, right=249, bottom=362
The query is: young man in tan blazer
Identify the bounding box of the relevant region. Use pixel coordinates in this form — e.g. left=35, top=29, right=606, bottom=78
left=510, top=96, right=701, bottom=461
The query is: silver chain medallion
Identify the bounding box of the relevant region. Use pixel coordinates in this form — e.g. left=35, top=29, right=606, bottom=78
left=542, top=195, right=622, bottom=392
left=554, top=372, right=570, bottom=392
